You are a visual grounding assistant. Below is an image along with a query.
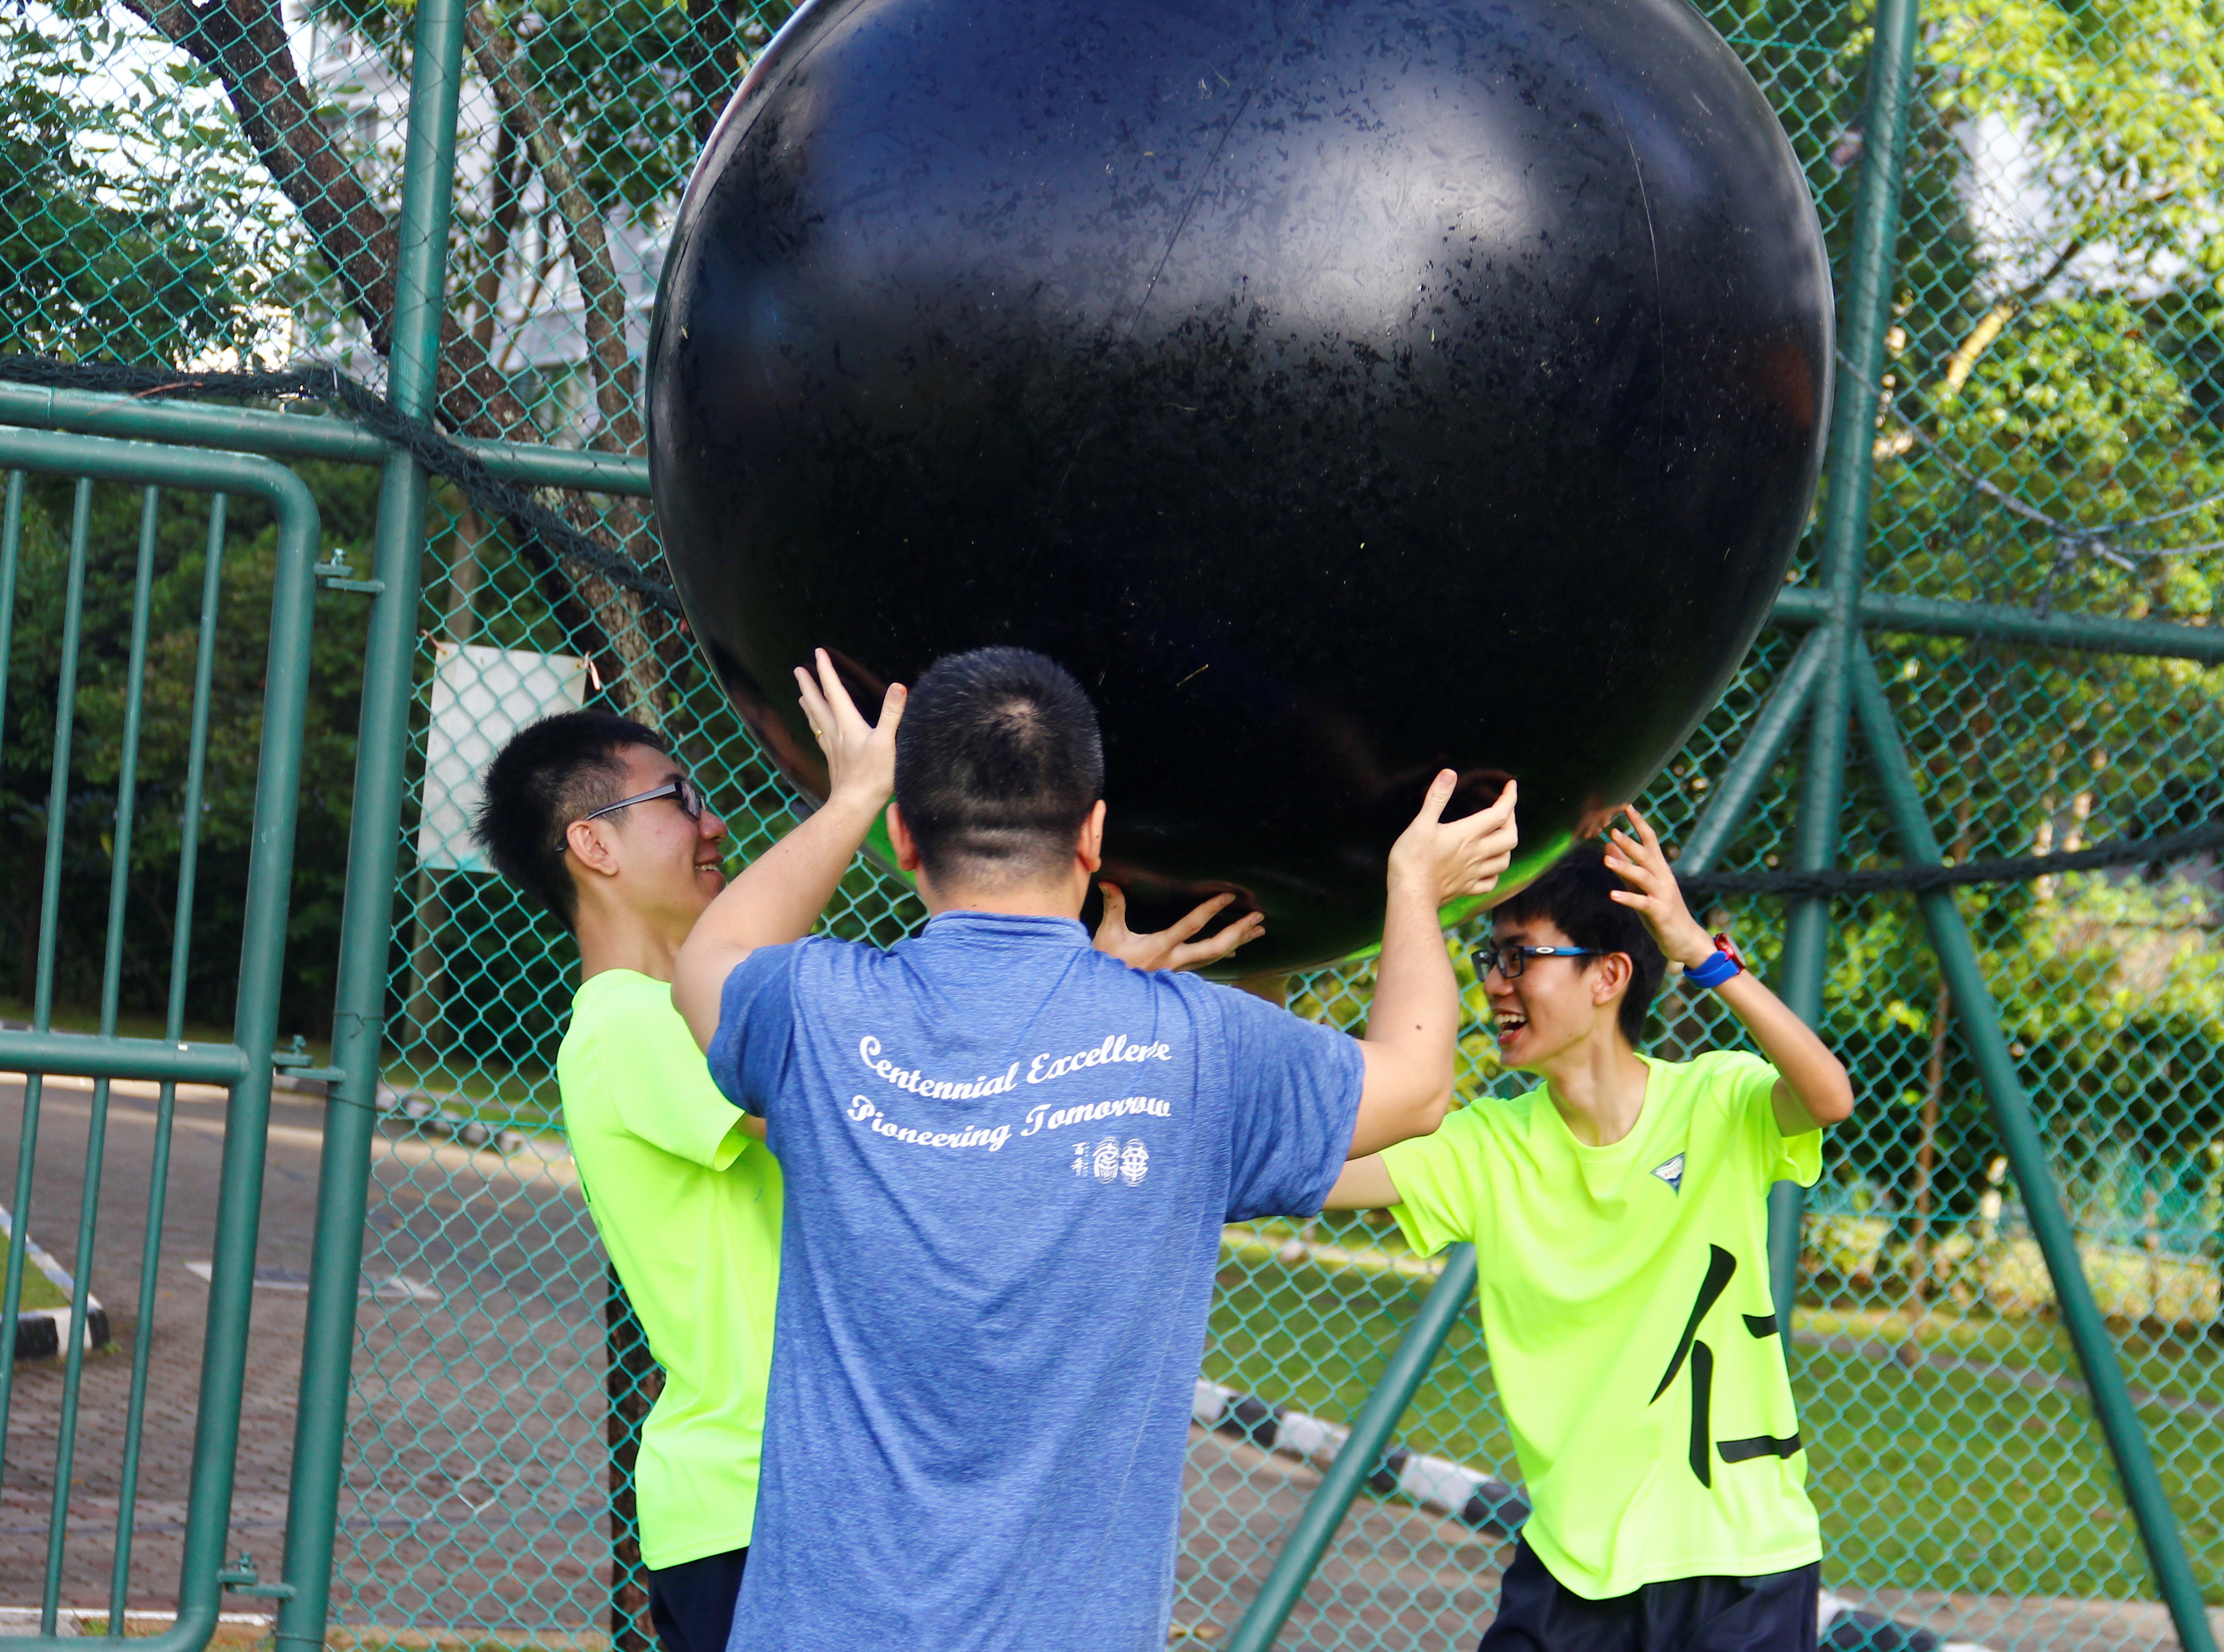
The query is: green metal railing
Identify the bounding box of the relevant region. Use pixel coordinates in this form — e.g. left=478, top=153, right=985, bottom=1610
left=267, top=6, right=467, bottom=1648
left=0, top=428, right=323, bottom=1651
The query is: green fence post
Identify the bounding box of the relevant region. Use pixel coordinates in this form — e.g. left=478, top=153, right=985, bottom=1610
left=181, top=458, right=320, bottom=1652
left=273, top=0, right=468, bottom=1644
left=1223, top=1245, right=1480, bottom=1652
left=1770, top=0, right=1924, bottom=1347
left=1847, top=642, right=2217, bottom=1652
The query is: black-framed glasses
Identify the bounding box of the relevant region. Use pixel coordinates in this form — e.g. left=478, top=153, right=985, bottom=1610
left=561, top=775, right=704, bottom=848
left=1470, top=941, right=1603, bottom=980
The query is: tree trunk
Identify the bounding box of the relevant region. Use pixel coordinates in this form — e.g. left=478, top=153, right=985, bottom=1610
left=684, top=0, right=741, bottom=148
left=463, top=5, right=642, bottom=453
left=119, top=0, right=658, bottom=680
left=398, top=504, right=492, bottom=1047
left=469, top=119, right=526, bottom=359
left=464, top=3, right=674, bottom=724
left=1905, top=794, right=1975, bottom=1310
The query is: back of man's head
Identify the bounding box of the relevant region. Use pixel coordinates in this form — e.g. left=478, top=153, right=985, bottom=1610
left=894, top=646, right=1104, bottom=885
left=475, top=710, right=667, bottom=928
left=1491, top=844, right=1666, bottom=1046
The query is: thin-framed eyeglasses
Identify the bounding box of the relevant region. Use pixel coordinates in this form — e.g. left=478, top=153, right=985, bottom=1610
left=560, top=775, right=705, bottom=849
left=1470, top=941, right=1604, bottom=980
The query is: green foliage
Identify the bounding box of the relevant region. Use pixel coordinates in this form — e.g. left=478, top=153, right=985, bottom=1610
left=0, top=5, right=307, bottom=363
left=1881, top=295, right=2224, bottom=619
left=1927, top=0, right=2224, bottom=282
left=314, top=0, right=801, bottom=228
left=0, top=1230, right=73, bottom=1312
left=0, top=464, right=378, bottom=1035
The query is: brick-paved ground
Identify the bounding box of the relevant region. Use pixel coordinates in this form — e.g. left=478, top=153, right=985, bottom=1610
left=2, top=1077, right=312, bottom=1613
left=5, top=1077, right=2208, bottom=1650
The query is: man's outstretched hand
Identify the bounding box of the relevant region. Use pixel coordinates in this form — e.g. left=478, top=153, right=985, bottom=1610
left=1386, top=774, right=1520, bottom=907
left=1095, top=886, right=1265, bottom=973
left=673, top=647, right=908, bottom=1052
left=794, top=647, right=904, bottom=810
left=1351, top=775, right=1520, bottom=1160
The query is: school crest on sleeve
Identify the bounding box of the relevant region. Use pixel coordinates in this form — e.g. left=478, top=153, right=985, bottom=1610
left=1651, top=1153, right=1687, bottom=1195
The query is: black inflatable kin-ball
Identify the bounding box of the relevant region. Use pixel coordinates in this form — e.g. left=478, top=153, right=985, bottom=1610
left=648, top=0, right=1832, bottom=975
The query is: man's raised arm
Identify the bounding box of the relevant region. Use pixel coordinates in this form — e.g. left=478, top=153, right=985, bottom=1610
left=1348, top=774, right=1519, bottom=1158
left=673, top=649, right=904, bottom=1051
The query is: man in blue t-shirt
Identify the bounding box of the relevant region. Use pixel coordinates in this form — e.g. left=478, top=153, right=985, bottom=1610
left=672, top=645, right=1519, bottom=1651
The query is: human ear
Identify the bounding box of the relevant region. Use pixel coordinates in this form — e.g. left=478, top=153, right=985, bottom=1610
left=1592, top=951, right=1633, bottom=1005
left=1075, top=800, right=1107, bottom=874
left=888, top=802, right=924, bottom=873
left=566, top=819, right=621, bottom=878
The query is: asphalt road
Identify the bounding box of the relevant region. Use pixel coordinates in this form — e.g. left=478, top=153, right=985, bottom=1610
left=0, top=1075, right=608, bottom=1626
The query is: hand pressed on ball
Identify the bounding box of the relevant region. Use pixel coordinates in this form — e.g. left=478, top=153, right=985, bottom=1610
left=1602, top=805, right=1718, bottom=971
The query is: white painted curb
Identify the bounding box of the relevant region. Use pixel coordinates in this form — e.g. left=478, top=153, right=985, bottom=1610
left=3, top=1202, right=107, bottom=1361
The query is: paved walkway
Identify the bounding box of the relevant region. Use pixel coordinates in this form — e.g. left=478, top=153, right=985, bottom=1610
left=2, top=1077, right=317, bottom=1612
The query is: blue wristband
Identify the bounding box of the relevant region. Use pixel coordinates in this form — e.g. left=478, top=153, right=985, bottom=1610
left=1686, top=947, right=1743, bottom=990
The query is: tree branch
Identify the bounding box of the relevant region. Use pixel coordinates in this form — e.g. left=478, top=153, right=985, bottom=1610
left=121, top=0, right=534, bottom=442
left=122, top=0, right=669, bottom=704
left=464, top=2, right=642, bottom=456
left=684, top=0, right=739, bottom=149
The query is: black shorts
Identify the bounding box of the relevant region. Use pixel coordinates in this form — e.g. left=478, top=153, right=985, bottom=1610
left=645, top=1545, right=748, bottom=1652
left=1479, top=1538, right=1819, bottom=1652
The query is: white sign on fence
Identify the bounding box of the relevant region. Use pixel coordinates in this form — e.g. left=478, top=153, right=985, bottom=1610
left=416, top=642, right=591, bottom=874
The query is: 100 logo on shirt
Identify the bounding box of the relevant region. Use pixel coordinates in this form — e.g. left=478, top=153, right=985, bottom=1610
left=1072, top=1137, right=1150, bottom=1185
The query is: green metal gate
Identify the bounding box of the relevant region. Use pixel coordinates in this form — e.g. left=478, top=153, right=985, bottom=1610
left=0, top=427, right=336, bottom=1650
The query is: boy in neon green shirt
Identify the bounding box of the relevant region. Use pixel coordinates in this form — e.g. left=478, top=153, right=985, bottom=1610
left=1329, top=807, right=1855, bottom=1652
left=474, top=712, right=781, bottom=1652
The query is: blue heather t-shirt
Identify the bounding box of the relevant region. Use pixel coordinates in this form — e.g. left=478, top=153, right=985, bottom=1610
left=708, top=911, right=1363, bottom=1651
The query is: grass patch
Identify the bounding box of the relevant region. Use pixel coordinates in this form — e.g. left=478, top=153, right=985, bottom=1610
left=1, top=1230, right=73, bottom=1312
left=0, top=995, right=254, bottom=1051
left=377, top=1057, right=561, bottom=1130
left=70, top=1617, right=269, bottom=1645
left=1209, top=1216, right=2224, bottom=1604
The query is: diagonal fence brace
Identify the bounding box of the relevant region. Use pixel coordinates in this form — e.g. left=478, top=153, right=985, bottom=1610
left=1678, top=626, right=1832, bottom=878
left=1224, top=1246, right=1481, bottom=1652
left=1848, top=639, right=2217, bottom=1652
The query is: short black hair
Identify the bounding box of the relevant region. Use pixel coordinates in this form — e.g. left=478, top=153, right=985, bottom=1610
left=474, top=710, right=668, bottom=928
left=1491, top=843, right=1666, bottom=1046
left=893, top=646, right=1104, bottom=882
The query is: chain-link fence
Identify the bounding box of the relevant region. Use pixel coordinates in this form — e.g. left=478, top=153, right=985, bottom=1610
left=0, top=0, right=2220, bottom=1647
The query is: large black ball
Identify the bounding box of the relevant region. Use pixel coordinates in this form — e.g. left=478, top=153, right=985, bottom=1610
left=649, top=0, right=1831, bottom=974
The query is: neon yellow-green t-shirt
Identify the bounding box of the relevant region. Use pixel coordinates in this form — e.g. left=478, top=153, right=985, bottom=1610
left=1380, top=1050, right=1823, bottom=1599
left=558, top=969, right=783, bottom=1569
